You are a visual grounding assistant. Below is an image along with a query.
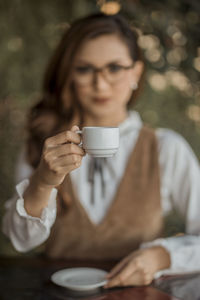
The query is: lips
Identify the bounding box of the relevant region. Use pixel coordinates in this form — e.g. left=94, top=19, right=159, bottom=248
left=93, top=97, right=111, bottom=104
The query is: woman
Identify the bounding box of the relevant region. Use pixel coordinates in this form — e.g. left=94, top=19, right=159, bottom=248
left=3, top=13, right=200, bottom=287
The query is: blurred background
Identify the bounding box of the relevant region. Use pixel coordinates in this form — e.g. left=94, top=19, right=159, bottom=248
left=0, top=0, right=199, bottom=256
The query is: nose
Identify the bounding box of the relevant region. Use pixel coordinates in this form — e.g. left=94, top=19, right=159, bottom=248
left=93, top=72, right=110, bottom=91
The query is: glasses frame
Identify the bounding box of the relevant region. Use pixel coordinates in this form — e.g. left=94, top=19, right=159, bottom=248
left=73, top=62, right=134, bottom=86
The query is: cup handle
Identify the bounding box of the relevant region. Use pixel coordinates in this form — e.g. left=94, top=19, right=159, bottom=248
left=76, top=130, right=82, bottom=134
left=76, top=130, right=83, bottom=147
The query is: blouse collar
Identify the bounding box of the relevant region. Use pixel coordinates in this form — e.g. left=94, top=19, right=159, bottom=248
left=119, top=110, right=143, bottom=136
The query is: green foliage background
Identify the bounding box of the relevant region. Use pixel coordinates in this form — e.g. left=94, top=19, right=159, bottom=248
left=0, top=0, right=199, bottom=256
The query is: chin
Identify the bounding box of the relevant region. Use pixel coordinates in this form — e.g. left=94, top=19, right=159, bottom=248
left=92, top=105, right=114, bottom=117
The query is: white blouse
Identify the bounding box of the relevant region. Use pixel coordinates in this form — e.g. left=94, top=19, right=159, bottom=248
left=2, top=111, right=200, bottom=278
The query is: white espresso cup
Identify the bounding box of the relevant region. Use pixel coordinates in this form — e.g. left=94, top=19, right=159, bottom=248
left=77, top=127, right=119, bottom=157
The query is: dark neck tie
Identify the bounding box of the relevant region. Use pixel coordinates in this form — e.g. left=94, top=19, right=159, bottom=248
left=88, top=157, right=115, bottom=204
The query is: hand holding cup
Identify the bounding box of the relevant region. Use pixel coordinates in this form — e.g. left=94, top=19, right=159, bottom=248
left=37, top=125, right=85, bottom=187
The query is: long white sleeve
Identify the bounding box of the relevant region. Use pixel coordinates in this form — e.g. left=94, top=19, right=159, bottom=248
left=142, top=236, right=200, bottom=278
left=2, top=179, right=57, bottom=252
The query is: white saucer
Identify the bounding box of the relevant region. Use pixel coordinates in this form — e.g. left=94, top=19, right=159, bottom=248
left=51, top=267, right=108, bottom=291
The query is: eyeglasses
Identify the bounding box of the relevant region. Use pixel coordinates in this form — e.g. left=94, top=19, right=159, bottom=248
left=73, top=62, right=134, bottom=86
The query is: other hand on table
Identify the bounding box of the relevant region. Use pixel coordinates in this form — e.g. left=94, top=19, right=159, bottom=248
left=105, top=246, right=171, bottom=288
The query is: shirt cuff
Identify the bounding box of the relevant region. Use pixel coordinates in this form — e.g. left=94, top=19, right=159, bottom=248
left=15, top=179, right=57, bottom=228
left=141, top=236, right=200, bottom=279
left=140, top=238, right=183, bottom=279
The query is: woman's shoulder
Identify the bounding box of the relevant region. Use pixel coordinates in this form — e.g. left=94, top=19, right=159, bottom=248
left=155, top=127, right=197, bottom=162
left=155, top=128, right=189, bottom=147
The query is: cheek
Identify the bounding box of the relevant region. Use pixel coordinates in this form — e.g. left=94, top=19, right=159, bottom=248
left=114, top=80, right=132, bottom=102
left=73, top=83, right=91, bottom=101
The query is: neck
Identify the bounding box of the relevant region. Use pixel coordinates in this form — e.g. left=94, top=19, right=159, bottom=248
left=83, top=111, right=128, bottom=127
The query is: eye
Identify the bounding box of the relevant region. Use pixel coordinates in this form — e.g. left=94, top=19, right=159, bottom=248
left=108, top=64, right=123, bottom=73
left=75, top=66, right=93, bottom=74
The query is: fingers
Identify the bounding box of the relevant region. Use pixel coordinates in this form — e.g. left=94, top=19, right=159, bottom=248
left=105, top=250, right=155, bottom=288
left=54, top=154, right=83, bottom=168
left=107, top=255, right=131, bottom=279
left=38, top=126, right=84, bottom=186
left=44, top=126, right=81, bottom=148
left=105, top=260, right=137, bottom=288
left=51, top=160, right=82, bottom=175
left=105, top=267, right=153, bottom=288
left=46, top=143, right=85, bottom=159
left=71, top=125, right=80, bottom=132
left=44, top=153, right=83, bottom=174
left=125, top=270, right=153, bottom=286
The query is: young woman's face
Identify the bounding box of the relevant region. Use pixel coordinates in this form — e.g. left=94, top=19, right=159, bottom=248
left=70, top=34, right=142, bottom=123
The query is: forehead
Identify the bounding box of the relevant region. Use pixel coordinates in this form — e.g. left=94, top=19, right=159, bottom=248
left=75, top=34, right=132, bottom=65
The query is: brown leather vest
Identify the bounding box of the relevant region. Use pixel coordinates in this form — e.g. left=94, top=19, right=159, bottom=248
left=45, top=127, right=163, bottom=260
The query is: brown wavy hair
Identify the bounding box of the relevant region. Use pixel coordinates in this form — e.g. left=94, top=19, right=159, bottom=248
left=26, top=13, right=144, bottom=168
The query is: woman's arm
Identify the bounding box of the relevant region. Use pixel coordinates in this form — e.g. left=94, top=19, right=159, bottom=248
left=23, top=126, right=84, bottom=217
left=2, top=126, right=85, bottom=252
left=140, top=129, right=200, bottom=277
left=105, top=246, right=170, bottom=288
left=2, top=179, right=57, bottom=252
left=106, top=129, right=200, bottom=287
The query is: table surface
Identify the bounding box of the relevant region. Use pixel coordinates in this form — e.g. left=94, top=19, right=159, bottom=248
left=0, top=256, right=200, bottom=300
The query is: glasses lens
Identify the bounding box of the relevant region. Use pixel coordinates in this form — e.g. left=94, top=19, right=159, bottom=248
left=74, top=66, right=93, bottom=85
left=105, top=65, right=125, bottom=83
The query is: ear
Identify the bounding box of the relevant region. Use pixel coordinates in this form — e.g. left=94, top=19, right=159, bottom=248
left=130, top=60, right=144, bottom=84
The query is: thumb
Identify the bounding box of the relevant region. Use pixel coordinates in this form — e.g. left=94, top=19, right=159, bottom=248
left=71, top=125, right=80, bottom=132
